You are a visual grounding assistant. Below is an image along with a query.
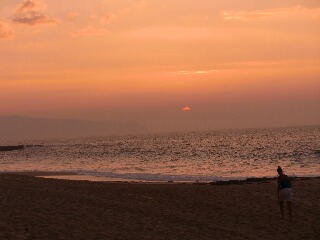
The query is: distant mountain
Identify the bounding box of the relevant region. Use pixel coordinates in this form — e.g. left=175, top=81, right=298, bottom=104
left=0, top=116, right=147, bottom=140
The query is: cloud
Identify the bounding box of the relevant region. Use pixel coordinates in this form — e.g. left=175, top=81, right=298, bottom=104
left=177, top=70, right=218, bottom=75
left=0, top=22, right=15, bottom=39
left=12, top=0, right=58, bottom=26
left=70, top=26, right=110, bottom=37
left=100, top=13, right=116, bottom=25
left=222, top=5, right=320, bottom=21
left=134, top=0, right=147, bottom=10
left=67, top=12, right=79, bottom=21
left=182, top=107, right=191, bottom=111
left=99, top=0, right=145, bottom=24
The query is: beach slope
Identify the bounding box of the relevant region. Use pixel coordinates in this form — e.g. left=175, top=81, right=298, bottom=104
left=0, top=174, right=319, bottom=240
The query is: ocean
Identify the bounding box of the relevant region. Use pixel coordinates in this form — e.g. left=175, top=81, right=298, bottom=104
left=1, top=126, right=319, bottom=182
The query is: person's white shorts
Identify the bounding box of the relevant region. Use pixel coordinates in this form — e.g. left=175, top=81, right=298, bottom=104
left=279, top=188, right=293, bottom=201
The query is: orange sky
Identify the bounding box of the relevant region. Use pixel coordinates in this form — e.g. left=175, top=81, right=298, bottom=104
left=0, top=0, right=319, bottom=131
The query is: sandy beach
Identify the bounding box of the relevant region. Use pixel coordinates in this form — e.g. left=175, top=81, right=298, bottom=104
left=0, top=174, right=319, bottom=240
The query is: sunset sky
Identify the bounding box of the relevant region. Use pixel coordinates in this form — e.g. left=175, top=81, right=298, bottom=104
left=0, top=0, right=319, bottom=131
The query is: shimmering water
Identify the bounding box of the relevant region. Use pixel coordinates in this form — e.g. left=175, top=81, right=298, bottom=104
left=0, top=126, right=319, bottom=181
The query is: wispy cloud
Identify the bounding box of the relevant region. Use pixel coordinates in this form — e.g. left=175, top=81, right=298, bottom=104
left=100, top=13, right=116, bottom=25
left=118, top=0, right=148, bottom=15
left=222, top=5, right=320, bottom=21
left=134, top=0, right=148, bottom=10
left=176, top=70, right=219, bottom=75
left=93, top=0, right=147, bottom=27
left=12, top=0, right=58, bottom=26
left=66, top=12, right=79, bottom=21
left=0, top=22, right=15, bottom=39
left=70, top=26, right=110, bottom=37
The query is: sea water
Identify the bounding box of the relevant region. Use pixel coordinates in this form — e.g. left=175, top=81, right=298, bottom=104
left=0, top=126, right=319, bottom=181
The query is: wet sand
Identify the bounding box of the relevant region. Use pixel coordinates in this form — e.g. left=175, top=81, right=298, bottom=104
left=0, top=174, right=319, bottom=240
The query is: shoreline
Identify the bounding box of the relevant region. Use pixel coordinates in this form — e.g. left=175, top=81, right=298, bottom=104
left=1, top=171, right=319, bottom=185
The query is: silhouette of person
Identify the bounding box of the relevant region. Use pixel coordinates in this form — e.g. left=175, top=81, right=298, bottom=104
left=277, top=166, right=293, bottom=222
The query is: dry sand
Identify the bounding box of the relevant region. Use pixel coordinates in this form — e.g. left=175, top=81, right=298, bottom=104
left=0, top=174, right=319, bottom=240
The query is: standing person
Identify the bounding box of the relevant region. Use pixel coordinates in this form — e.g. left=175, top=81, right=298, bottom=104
left=277, top=166, right=293, bottom=222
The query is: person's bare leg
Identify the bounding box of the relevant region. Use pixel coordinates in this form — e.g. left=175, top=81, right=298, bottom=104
left=287, top=201, right=293, bottom=222
left=279, top=201, right=284, bottom=219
